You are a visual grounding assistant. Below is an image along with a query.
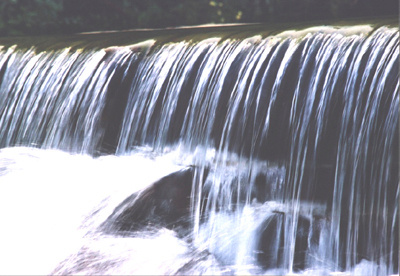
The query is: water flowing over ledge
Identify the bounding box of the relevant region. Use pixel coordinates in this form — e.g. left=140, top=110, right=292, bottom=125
left=0, top=21, right=398, bottom=275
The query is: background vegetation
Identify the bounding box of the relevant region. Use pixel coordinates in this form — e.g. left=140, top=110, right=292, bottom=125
left=0, top=0, right=398, bottom=37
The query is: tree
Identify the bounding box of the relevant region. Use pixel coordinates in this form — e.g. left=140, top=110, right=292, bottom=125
left=0, top=0, right=397, bottom=37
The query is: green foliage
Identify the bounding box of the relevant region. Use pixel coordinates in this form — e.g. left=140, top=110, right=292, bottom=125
left=0, top=0, right=397, bottom=37
left=0, top=0, right=62, bottom=36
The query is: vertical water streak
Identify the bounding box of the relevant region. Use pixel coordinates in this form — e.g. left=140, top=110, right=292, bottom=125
left=0, top=46, right=140, bottom=154
left=284, top=31, right=365, bottom=272
left=329, top=27, right=399, bottom=272
left=117, top=39, right=221, bottom=153
left=0, top=24, right=397, bottom=275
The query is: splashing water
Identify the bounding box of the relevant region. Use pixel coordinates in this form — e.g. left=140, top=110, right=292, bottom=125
left=0, top=23, right=398, bottom=275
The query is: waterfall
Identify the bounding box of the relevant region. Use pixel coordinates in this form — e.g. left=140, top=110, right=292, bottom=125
left=0, top=22, right=398, bottom=275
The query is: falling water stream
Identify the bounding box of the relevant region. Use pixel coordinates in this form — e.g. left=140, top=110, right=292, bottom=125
left=0, top=21, right=398, bottom=275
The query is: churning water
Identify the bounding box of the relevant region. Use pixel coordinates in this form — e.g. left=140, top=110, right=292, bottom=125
left=0, top=23, right=398, bottom=275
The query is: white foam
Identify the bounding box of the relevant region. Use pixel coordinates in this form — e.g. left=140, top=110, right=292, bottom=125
left=0, top=146, right=183, bottom=274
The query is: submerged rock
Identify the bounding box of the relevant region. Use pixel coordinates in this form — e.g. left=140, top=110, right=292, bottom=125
left=256, top=213, right=312, bottom=272
left=103, top=166, right=209, bottom=235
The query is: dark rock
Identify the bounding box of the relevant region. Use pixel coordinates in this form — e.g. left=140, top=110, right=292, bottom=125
left=257, top=213, right=311, bottom=272
left=257, top=214, right=284, bottom=269
left=252, top=168, right=284, bottom=203
left=103, top=166, right=209, bottom=235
